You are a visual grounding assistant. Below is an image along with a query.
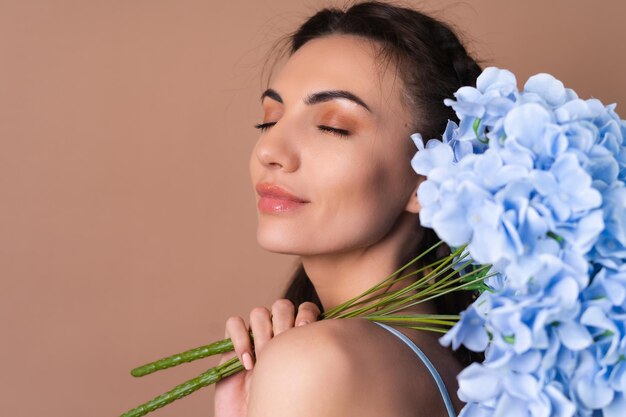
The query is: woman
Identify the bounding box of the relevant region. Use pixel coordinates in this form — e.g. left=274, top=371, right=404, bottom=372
left=215, top=2, right=482, bottom=416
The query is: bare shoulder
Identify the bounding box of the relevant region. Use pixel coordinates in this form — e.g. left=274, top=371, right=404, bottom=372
left=247, top=318, right=457, bottom=417
left=247, top=319, right=369, bottom=417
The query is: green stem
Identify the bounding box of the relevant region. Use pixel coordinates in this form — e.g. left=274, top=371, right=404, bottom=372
left=322, top=240, right=446, bottom=318
left=337, top=248, right=472, bottom=319
left=120, top=356, right=244, bottom=417
left=323, top=263, right=439, bottom=317
left=379, top=271, right=495, bottom=316
left=131, top=331, right=253, bottom=377
left=394, top=261, right=488, bottom=303
left=405, top=326, right=451, bottom=334
left=363, top=314, right=459, bottom=327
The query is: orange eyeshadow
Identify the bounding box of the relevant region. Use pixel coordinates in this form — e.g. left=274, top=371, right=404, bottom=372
left=318, top=110, right=358, bottom=131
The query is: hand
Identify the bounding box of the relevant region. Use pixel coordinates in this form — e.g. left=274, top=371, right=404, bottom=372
left=213, top=299, right=321, bottom=417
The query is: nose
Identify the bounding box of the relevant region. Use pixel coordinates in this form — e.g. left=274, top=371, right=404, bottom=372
left=254, top=121, right=300, bottom=172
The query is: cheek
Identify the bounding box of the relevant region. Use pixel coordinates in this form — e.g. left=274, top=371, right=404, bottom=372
left=322, top=141, right=408, bottom=206
left=314, top=153, right=406, bottom=245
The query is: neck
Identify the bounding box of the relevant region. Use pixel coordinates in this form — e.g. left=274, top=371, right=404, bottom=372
left=301, top=213, right=438, bottom=317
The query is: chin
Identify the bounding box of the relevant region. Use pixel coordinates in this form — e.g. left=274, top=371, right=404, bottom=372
left=256, top=227, right=361, bottom=257
left=256, top=227, right=304, bottom=255
left=256, top=226, right=336, bottom=256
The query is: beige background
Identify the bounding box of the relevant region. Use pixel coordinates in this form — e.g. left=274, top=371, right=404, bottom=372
left=1, top=1, right=624, bottom=416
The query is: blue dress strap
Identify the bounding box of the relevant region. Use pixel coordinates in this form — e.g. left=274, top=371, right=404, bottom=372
left=373, top=321, right=457, bottom=417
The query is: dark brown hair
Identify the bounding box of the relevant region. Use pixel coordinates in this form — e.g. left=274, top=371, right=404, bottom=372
left=272, top=1, right=483, bottom=366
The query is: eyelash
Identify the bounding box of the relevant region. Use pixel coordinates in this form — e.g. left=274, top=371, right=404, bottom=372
left=253, top=122, right=350, bottom=138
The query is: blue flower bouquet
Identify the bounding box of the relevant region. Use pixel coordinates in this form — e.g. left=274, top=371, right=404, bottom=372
left=412, top=67, right=626, bottom=417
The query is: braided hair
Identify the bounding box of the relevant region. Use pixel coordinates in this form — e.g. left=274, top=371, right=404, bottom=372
left=273, top=1, right=484, bottom=366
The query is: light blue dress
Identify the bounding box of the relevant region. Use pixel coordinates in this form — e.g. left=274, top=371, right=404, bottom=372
left=373, top=321, right=457, bottom=417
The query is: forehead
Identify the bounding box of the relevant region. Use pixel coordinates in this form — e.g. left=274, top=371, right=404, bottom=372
left=270, top=35, right=405, bottom=113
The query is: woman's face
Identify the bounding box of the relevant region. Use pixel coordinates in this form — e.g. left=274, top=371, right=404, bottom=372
left=249, top=34, right=420, bottom=255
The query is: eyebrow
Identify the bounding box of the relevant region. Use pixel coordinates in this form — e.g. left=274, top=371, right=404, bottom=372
left=260, top=88, right=372, bottom=112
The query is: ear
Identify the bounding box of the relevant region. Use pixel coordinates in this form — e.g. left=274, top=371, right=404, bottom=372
left=404, top=178, right=423, bottom=214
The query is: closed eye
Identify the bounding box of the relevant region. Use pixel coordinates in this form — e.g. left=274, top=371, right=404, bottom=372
left=318, top=125, right=349, bottom=137
left=253, top=122, right=277, bottom=131
left=253, top=122, right=350, bottom=138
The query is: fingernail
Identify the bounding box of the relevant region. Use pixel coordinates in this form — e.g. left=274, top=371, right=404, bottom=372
left=296, top=320, right=310, bottom=327
left=242, top=352, right=253, bottom=370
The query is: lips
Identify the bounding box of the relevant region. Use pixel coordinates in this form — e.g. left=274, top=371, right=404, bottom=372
left=255, top=182, right=309, bottom=213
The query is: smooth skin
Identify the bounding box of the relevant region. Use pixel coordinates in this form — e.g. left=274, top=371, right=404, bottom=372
left=214, top=34, right=465, bottom=417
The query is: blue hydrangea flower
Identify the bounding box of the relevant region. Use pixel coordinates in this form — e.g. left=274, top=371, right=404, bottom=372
left=414, top=66, right=626, bottom=416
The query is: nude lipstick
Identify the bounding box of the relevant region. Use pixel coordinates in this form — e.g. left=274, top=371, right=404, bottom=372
left=255, top=182, right=309, bottom=213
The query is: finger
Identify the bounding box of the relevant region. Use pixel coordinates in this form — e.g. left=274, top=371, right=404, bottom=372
left=270, top=299, right=295, bottom=336
left=249, top=306, right=273, bottom=358
left=224, top=315, right=254, bottom=371
left=295, top=301, right=321, bottom=327
left=216, top=349, right=236, bottom=366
